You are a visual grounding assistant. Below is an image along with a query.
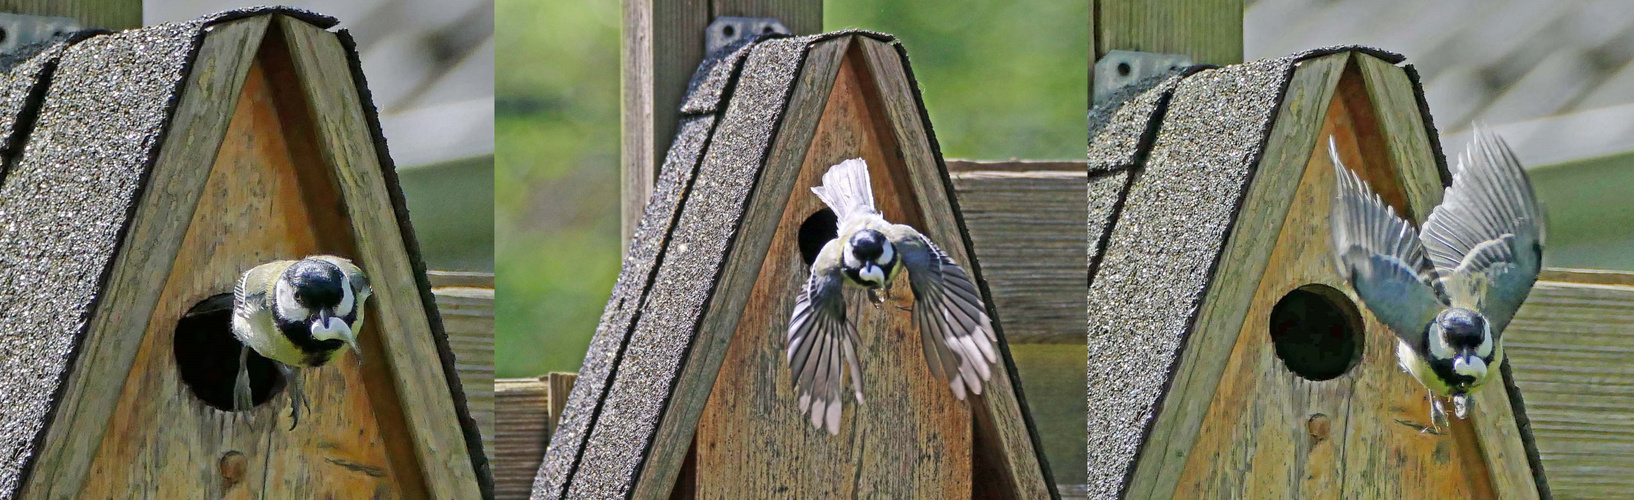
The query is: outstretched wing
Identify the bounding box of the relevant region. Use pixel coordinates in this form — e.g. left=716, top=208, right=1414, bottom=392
left=787, top=240, right=864, bottom=435
left=1328, top=138, right=1447, bottom=347
left=895, top=229, right=996, bottom=401
left=1420, top=128, right=1544, bottom=333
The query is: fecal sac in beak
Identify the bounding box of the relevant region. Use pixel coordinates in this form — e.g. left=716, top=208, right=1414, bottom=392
left=1452, top=352, right=1486, bottom=379
left=311, top=312, right=362, bottom=362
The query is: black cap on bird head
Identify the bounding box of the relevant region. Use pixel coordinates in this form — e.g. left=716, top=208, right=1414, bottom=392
left=1436, top=308, right=1488, bottom=349
left=276, top=258, right=361, bottom=355
left=843, top=229, right=896, bottom=288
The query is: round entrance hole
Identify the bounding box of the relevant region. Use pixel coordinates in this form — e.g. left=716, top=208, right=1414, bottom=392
left=798, top=207, right=838, bottom=267
left=174, top=293, right=285, bottom=411
left=1268, top=285, right=1364, bottom=381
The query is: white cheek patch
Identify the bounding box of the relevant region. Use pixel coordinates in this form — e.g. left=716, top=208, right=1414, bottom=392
left=310, top=317, right=351, bottom=341
left=336, top=282, right=355, bottom=317
left=842, top=243, right=861, bottom=269
left=1429, top=324, right=1454, bottom=359
left=1453, top=355, right=1487, bottom=378
left=1477, top=322, right=1493, bottom=357
left=878, top=241, right=894, bottom=265
left=274, top=279, right=308, bottom=321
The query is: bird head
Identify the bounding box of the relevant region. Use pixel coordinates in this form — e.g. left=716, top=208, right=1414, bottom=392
left=274, top=258, right=361, bottom=356
left=1431, top=308, right=1493, bottom=387
left=842, top=229, right=896, bottom=289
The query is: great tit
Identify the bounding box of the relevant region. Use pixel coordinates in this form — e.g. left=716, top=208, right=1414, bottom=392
left=1328, top=129, right=1543, bottom=430
left=232, top=255, right=371, bottom=428
left=787, top=158, right=997, bottom=435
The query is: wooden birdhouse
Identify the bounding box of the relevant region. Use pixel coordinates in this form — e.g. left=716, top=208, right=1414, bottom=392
left=0, top=10, right=487, bottom=498
left=1085, top=48, right=1549, bottom=498
left=536, top=32, right=1055, bottom=498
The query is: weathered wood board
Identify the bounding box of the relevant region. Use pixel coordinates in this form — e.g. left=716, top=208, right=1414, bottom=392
left=1505, top=270, right=1634, bottom=498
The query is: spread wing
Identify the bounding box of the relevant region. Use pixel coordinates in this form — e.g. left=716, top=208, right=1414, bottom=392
left=1420, top=128, right=1543, bottom=334
left=1328, top=138, right=1446, bottom=347
left=895, top=229, right=996, bottom=401
left=787, top=240, right=864, bottom=435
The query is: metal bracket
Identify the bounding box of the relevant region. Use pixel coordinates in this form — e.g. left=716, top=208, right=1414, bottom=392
left=1093, top=50, right=1195, bottom=104
left=0, top=13, right=81, bottom=55
left=706, top=17, right=790, bottom=54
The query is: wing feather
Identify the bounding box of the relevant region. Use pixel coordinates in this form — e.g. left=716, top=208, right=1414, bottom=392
left=787, top=241, right=863, bottom=435
left=1328, top=138, right=1447, bottom=346
left=898, top=230, right=996, bottom=401
left=1420, top=128, right=1543, bottom=333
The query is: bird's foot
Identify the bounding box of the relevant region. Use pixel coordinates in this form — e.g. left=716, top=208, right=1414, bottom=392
left=282, top=366, right=311, bottom=430
left=868, top=289, right=884, bottom=307
left=233, top=346, right=253, bottom=412
left=1429, top=393, right=1449, bottom=434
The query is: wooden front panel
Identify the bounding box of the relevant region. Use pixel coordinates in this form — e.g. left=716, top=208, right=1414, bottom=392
left=690, top=44, right=972, bottom=497
left=80, top=50, right=416, bottom=498
left=1171, top=62, right=1498, bottom=499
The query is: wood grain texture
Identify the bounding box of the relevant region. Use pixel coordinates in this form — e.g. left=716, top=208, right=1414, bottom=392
left=547, top=372, right=577, bottom=438
left=1171, top=83, right=1497, bottom=499
left=1356, top=52, right=1539, bottom=498
left=692, top=46, right=971, bottom=498
left=627, top=36, right=852, bottom=499
left=1124, top=52, right=1350, bottom=500
left=434, top=286, right=496, bottom=460
left=1505, top=277, right=1634, bottom=498
left=81, top=55, right=412, bottom=499
left=620, top=0, right=707, bottom=248
left=275, top=15, right=481, bottom=498
left=948, top=164, right=1088, bottom=343
left=1354, top=54, right=1448, bottom=222
left=1094, top=0, right=1243, bottom=65
left=495, top=377, right=551, bottom=500
left=428, top=270, right=496, bottom=289
left=857, top=37, right=1052, bottom=498
left=19, top=17, right=272, bottom=499
left=620, top=0, right=822, bottom=248
left=0, top=0, right=140, bottom=30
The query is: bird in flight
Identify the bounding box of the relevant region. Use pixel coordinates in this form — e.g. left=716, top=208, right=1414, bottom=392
left=787, top=158, right=997, bottom=435
left=1328, top=129, right=1543, bottom=430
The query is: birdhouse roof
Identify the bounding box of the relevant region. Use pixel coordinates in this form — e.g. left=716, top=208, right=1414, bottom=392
left=539, top=30, right=1054, bottom=497
left=0, top=9, right=487, bottom=497
left=1085, top=46, right=1550, bottom=497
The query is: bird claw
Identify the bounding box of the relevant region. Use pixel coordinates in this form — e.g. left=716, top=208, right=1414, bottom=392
left=1429, top=392, right=1449, bottom=434
left=233, top=346, right=253, bottom=412
left=281, top=366, right=311, bottom=430
left=868, top=289, right=884, bottom=307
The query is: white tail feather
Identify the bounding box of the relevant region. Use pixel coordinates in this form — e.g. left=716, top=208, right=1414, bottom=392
left=811, top=158, right=877, bottom=222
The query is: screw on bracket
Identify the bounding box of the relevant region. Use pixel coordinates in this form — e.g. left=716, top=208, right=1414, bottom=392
left=1093, top=50, right=1195, bottom=104
left=706, top=17, right=790, bottom=55
left=0, top=13, right=81, bottom=54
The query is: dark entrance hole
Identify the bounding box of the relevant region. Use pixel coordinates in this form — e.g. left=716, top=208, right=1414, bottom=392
left=174, top=293, right=285, bottom=411
left=798, top=207, right=838, bottom=267
left=1269, top=285, right=1364, bottom=381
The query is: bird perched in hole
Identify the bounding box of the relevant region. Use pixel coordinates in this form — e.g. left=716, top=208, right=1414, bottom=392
left=787, top=158, right=997, bottom=435
left=232, top=255, right=372, bottom=428
left=1328, top=129, right=1543, bottom=431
